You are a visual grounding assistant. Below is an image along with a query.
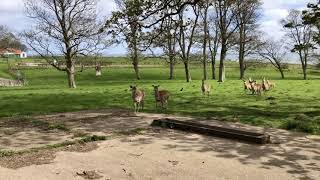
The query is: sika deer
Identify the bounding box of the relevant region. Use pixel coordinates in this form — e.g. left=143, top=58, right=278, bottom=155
left=250, top=80, right=263, bottom=95
left=201, top=80, right=211, bottom=96
left=152, top=85, right=170, bottom=109
left=262, top=78, right=270, bottom=91
left=267, top=80, right=275, bottom=89
left=130, top=85, right=145, bottom=113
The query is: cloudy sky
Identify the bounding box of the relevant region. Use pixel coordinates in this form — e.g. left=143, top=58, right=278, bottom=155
left=0, top=0, right=315, bottom=55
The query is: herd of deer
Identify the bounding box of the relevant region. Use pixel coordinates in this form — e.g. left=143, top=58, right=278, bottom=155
left=243, top=77, right=276, bottom=95
left=129, top=78, right=275, bottom=112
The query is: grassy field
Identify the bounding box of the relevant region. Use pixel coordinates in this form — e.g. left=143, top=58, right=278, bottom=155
left=0, top=58, right=319, bottom=134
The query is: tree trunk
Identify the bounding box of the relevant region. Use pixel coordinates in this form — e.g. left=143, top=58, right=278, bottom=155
left=184, top=61, right=191, bottom=82
left=67, top=69, right=76, bottom=88
left=302, top=63, right=307, bottom=80
left=133, top=61, right=140, bottom=80
left=279, top=68, right=285, bottom=79
left=239, top=31, right=245, bottom=79
left=211, top=53, right=216, bottom=80
left=218, top=42, right=227, bottom=82
left=132, top=45, right=140, bottom=80
left=202, top=5, right=208, bottom=80
left=169, top=57, right=175, bottom=80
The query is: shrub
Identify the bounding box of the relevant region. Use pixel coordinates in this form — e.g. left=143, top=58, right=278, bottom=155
left=281, top=114, right=320, bottom=134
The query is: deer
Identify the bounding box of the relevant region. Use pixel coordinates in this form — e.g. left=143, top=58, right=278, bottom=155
left=267, top=80, right=275, bottom=89
left=129, top=85, right=145, bottom=113
left=201, top=80, right=211, bottom=96
left=243, top=77, right=254, bottom=92
left=250, top=80, right=263, bottom=96
left=262, top=77, right=270, bottom=91
left=152, top=85, right=170, bottom=109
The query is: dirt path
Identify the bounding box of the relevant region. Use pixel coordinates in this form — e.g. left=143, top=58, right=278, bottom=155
left=0, top=109, right=319, bottom=180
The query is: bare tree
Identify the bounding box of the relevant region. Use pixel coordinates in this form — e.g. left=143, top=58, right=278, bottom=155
left=283, top=9, right=314, bottom=80
left=234, top=0, right=261, bottom=79
left=151, top=7, right=179, bottom=80
left=0, top=25, right=27, bottom=51
left=208, top=8, right=220, bottom=80
left=199, top=0, right=211, bottom=80
left=258, top=39, right=286, bottom=79
left=23, top=0, right=105, bottom=88
left=177, top=4, right=200, bottom=82
left=215, top=0, right=239, bottom=82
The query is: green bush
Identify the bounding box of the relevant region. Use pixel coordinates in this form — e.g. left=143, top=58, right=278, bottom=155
left=281, top=114, right=320, bottom=134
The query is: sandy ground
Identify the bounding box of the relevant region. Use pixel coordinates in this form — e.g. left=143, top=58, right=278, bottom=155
left=0, top=109, right=319, bottom=180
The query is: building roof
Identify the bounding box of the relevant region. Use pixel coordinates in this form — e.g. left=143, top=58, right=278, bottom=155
left=0, top=48, right=24, bottom=55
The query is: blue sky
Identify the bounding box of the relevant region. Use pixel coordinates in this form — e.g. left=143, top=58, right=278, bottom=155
left=0, top=0, right=315, bottom=56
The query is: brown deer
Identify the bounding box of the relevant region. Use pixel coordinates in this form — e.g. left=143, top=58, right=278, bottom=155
left=243, top=80, right=252, bottom=92
left=267, top=80, right=275, bottom=89
left=201, top=80, right=211, bottom=96
left=262, top=78, right=270, bottom=91
left=129, top=85, right=145, bottom=113
left=152, top=85, right=170, bottom=109
left=243, top=77, right=254, bottom=92
left=250, top=80, right=263, bottom=95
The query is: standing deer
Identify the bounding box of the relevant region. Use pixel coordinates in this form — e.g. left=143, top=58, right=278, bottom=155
left=262, top=77, right=270, bottom=91
left=250, top=80, right=263, bottom=95
left=201, top=80, right=211, bottom=96
left=152, top=85, right=170, bottom=109
left=130, top=85, right=145, bottom=113
left=267, top=80, right=275, bottom=89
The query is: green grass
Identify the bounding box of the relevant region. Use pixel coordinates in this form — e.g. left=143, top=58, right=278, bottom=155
left=0, top=60, right=319, bottom=134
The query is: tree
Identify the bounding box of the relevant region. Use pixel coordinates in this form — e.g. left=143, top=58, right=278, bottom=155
left=108, top=0, right=149, bottom=80
left=215, top=0, right=239, bottom=82
left=258, top=39, right=286, bottom=79
left=24, top=0, right=105, bottom=88
left=199, top=0, right=211, bottom=80
left=207, top=7, right=220, bottom=80
left=303, top=2, right=320, bottom=47
left=283, top=9, right=313, bottom=80
left=234, top=0, right=261, bottom=79
left=177, top=4, right=200, bottom=82
left=0, top=25, right=27, bottom=51
left=151, top=6, right=179, bottom=80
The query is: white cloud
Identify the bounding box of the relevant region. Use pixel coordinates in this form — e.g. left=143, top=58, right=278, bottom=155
left=0, top=0, right=316, bottom=55
left=259, top=0, right=313, bottom=39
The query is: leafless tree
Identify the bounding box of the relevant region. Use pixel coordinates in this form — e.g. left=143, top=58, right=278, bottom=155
left=150, top=6, right=179, bottom=80
left=214, top=0, right=239, bottom=82
left=282, top=9, right=314, bottom=80
left=177, top=4, right=200, bottom=82
left=208, top=7, right=220, bottom=80
left=258, top=39, right=287, bottom=79
left=234, top=0, right=262, bottom=79
left=199, top=0, right=211, bottom=80
left=0, top=25, right=27, bottom=51
left=23, top=0, right=106, bottom=88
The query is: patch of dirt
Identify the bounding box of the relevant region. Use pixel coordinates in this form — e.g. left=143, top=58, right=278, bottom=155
left=76, top=170, right=103, bottom=179
left=0, top=142, right=99, bottom=169
left=0, top=150, right=56, bottom=169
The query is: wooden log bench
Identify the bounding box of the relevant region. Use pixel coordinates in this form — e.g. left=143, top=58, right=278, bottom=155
left=151, top=118, right=271, bottom=144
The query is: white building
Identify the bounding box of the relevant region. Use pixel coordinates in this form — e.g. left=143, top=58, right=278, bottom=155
left=0, top=48, right=27, bottom=58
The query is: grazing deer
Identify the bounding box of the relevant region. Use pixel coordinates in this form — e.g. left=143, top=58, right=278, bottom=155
left=201, top=80, right=211, bottom=96
left=267, top=80, right=275, bottom=89
left=262, top=78, right=270, bottom=91
left=152, top=85, right=170, bottom=109
left=243, top=80, right=252, bottom=92
left=243, top=77, right=254, bottom=92
left=250, top=80, right=263, bottom=95
left=129, top=85, right=145, bottom=113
